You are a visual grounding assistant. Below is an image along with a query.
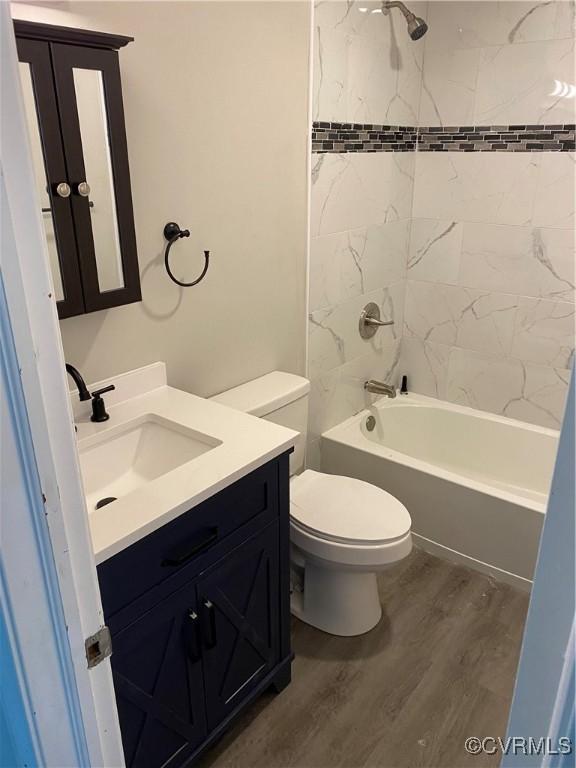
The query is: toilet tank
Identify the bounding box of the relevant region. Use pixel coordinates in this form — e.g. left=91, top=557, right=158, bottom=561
left=210, top=372, right=310, bottom=475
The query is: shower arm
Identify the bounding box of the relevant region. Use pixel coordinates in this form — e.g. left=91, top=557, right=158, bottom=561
left=382, top=1, right=416, bottom=22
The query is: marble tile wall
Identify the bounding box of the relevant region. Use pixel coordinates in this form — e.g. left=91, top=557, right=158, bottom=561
left=308, top=0, right=424, bottom=465
left=308, top=151, right=411, bottom=462
left=313, top=0, right=427, bottom=126
left=405, top=150, right=574, bottom=429
left=405, top=1, right=575, bottom=429
left=309, top=0, right=575, bottom=466
left=419, top=1, right=576, bottom=128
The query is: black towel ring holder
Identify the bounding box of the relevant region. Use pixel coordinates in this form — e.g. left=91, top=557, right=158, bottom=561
left=163, top=222, right=210, bottom=287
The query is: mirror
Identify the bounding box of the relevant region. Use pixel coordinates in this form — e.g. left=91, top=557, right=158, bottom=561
left=73, top=67, right=124, bottom=292
left=19, top=61, right=65, bottom=302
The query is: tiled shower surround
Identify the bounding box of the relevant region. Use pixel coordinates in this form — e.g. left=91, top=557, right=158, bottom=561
left=308, top=0, right=575, bottom=464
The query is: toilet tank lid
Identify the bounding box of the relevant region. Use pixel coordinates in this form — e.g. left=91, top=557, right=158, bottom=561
left=210, top=371, right=310, bottom=417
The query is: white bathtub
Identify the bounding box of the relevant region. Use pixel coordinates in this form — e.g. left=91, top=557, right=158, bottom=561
left=321, top=393, right=560, bottom=590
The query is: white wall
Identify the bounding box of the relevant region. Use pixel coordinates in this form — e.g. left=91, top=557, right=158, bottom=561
left=403, top=0, right=575, bottom=429
left=11, top=1, right=311, bottom=397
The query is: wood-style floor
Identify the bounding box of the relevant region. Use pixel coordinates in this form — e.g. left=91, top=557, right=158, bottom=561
left=201, top=548, right=529, bottom=768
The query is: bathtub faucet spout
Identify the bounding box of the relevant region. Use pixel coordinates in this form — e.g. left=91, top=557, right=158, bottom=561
left=365, top=380, right=397, bottom=398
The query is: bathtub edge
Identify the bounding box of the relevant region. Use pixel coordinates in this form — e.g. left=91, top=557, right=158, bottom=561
left=412, top=534, right=533, bottom=593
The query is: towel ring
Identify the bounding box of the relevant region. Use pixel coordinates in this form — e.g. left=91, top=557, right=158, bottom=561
left=163, top=222, right=210, bottom=287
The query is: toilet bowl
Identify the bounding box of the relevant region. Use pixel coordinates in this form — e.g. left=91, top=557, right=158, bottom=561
left=211, top=371, right=412, bottom=636
left=289, top=469, right=411, bottom=635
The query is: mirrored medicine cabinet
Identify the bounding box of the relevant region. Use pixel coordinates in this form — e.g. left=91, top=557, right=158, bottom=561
left=15, top=20, right=142, bottom=319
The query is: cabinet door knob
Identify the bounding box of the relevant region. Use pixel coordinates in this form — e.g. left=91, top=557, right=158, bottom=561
left=55, top=182, right=71, bottom=198
left=76, top=181, right=91, bottom=197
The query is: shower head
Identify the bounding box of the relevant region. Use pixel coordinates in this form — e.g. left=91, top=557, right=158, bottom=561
left=406, top=14, right=428, bottom=40
left=382, top=1, right=428, bottom=40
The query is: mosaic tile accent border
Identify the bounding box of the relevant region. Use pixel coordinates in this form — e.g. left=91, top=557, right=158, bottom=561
left=312, top=121, right=575, bottom=153
left=312, top=122, right=417, bottom=152
left=419, top=124, right=575, bottom=151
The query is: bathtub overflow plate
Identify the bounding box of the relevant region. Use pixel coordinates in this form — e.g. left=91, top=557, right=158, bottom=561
left=366, top=415, right=376, bottom=431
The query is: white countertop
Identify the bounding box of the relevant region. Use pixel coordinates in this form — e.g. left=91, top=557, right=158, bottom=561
left=74, top=365, right=297, bottom=564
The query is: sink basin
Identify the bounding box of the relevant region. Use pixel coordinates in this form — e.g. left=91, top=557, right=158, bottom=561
left=79, top=415, right=222, bottom=512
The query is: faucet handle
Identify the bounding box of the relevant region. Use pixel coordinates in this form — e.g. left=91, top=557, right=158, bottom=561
left=90, top=385, right=115, bottom=423
left=91, top=384, right=115, bottom=398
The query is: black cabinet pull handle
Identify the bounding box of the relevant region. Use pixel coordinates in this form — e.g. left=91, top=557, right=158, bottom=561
left=201, top=600, right=217, bottom=649
left=183, top=610, right=200, bottom=662
left=161, top=527, right=218, bottom=567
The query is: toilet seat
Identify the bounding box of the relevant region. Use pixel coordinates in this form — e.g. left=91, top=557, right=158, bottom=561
left=289, top=469, right=410, bottom=545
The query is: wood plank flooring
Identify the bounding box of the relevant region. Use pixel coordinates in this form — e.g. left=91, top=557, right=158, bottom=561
left=200, top=549, right=529, bottom=768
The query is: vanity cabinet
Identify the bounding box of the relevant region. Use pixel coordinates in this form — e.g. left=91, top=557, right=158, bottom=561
left=14, top=21, right=141, bottom=319
left=97, top=454, right=292, bottom=768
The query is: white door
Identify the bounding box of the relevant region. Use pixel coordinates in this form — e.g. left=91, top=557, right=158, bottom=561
left=0, top=4, right=123, bottom=765
left=504, top=370, right=575, bottom=767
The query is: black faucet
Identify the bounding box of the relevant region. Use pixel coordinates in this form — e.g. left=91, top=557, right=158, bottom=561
left=66, top=363, right=115, bottom=422
left=66, top=363, right=91, bottom=401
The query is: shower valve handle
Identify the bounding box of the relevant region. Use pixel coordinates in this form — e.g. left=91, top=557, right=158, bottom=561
left=363, top=317, right=394, bottom=327
left=359, top=302, right=394, bottom=339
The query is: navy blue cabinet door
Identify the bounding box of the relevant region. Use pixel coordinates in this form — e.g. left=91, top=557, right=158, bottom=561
left=198, top=523, right=280, bottom=731
left=110, top=581, right=207, bottom=768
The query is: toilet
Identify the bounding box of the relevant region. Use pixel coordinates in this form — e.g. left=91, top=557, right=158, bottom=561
left=211, top=371, right=412, bottom=636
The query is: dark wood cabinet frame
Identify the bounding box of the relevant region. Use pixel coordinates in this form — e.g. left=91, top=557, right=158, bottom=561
left=17, top=37, right=85, bottom=318
left=14, top=21, right=141, bottom=319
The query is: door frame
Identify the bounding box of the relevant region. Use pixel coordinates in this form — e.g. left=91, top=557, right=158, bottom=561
left=504, top=370, right=575, bottom=767
left=1, top=5, right=123, bottom=765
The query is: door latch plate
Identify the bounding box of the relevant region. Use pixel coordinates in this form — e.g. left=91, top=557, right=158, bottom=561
left=85, top=625, right=112, bottom=668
